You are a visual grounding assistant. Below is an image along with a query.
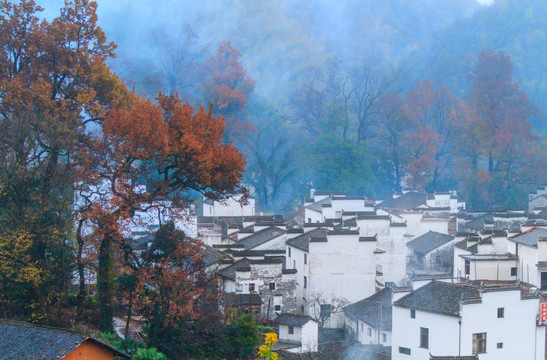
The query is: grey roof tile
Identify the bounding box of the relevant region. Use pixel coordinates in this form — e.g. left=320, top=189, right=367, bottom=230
left=407, top=231, right=454, bottom=255
left=394, top=281, right=480, bottom=317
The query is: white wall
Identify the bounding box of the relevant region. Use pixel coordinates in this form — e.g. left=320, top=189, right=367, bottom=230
left=301, top=320, right=319, bottom=352
left=392, top=290, right=544, bottom=360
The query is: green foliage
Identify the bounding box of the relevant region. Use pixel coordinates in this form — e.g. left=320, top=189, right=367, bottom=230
left=97, top=331, right=141, bottom=356
left=132, top=347, right=167, bottom=360
left=224, top=314, right=261, bottom=360
left=305, top=132, right=374, bottom=196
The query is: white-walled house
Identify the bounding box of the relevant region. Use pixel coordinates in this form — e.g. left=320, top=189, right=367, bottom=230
left=200, top=194, right=256, bottom=217
left=343, top=288, right=392, bottom=347
left=275, top=313, right=319, bottom=353
left=392, top=280, right=544, bottom=360
left=407, top=231, right=455, bottom=271
left=218, top=257, right=297, bottom=316
left=507, top=228, right=547, bottom=289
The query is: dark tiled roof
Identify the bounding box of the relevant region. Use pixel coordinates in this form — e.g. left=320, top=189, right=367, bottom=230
left=236, top=226, right=286, bottom=250
left=407, top=231, right=454, bottom=255
left=394, top=281, right=480, bottom=317
left=286, top=228, right=327, bottom=252
left=378, top=192, right=427, bottom=210
left=306, top=197, right=332, bottom=213
left=343, top=288, right=392, bottom=330
left=275, top=313, right=315, bottom=327
left=508, top=228, right=547, bottom=247
left=218, top=258, right=250, bottom=280
left=227, top=293, right=262, bottom=306
left=0, top=320, right=129, bottom=359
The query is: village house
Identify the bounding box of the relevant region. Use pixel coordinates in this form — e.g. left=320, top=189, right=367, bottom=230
left=507, top=228, right=547, bottom=290
left=218, top=256, right=297, bottom=317
left=0, top=320, right=129, bottom=359
left=391, top=280, right=544, bottom=360
left=529, top=186, right=547, bottom=213
left=274, top=313, right=319, bottom=353
left=343, top=288, right=393, bottom=347
left=407, top=231, right=455, bottom=271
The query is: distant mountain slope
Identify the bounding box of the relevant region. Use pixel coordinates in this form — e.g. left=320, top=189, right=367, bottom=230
left=425, top=0, right=547, bottom=132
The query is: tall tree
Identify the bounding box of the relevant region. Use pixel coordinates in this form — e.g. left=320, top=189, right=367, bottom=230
left=201, top=41, right=255, bottom=145
left=75, top=94, right=246, bottom=331
left=0, top=0, right=126, bottom=322
left=405, top=80, right=458, bottom=192
left=465, top=50, right=544, bottom=207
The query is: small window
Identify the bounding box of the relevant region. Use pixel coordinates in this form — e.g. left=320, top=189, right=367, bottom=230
left=497, top=307, right=504, bottom=318
left=497, top=342, right=503, bottom=349
left=420, top=327, right=429, bottom=349
left=304, top=253, right=307, bottom=264
left=274, top=305, right=281, bottom=311
left=293, top=260, right=296, bottom=268
left=269, top=282, right=276, bottom=290
left=410, top=309, right=416, bottom=319
left=472, top=332, right=487, bottom=354
left=399, top=347, right=411, bottom=355
left=465, top=259, right=470, bottom=276
left=361, top=323, right=364, bottom=332
left=382, top=333, right=387, bottom=342
left=511, top=267, right=517, bottom=276
left=288, top=325, right=294, bottom=334
left=288, top=247, right=291, bottom=258
left=385, top=282, right=395, bottom=288
left=249, top=283, right=255, bottom=292
left=304, top=276, right=307, bottom=288
left=367, top=327, right=372, bottom=336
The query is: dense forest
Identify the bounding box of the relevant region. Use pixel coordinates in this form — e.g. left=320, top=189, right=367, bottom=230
left=0, top=0, right=546, bottom=359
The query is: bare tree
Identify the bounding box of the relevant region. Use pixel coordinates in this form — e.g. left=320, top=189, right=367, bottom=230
left=309, top=292, right=349, bottom=329
left=348, top=58, right=392, bottom=143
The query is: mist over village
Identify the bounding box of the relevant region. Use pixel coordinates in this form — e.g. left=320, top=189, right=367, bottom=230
left=0, top=0, right=546, bottom=359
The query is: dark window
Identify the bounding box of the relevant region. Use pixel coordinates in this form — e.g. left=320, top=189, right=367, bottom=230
left=304, top=253, right=307, bottom=264
left=465, top=259, right=470, bottom=276
left=511, top=267, right=517, bottom=276
left=541, top=272, right=547, bottom=290
left=382, top=333, right=387, bottom=342
left=249, top=283, right=255, bottom=292
left=288, top=247, right=291, bottom=257
left=274, top=305, right=281, bottom=311
left=399, top=347, right=411, bottom=355
left=497, top=342, right=503, bottom=349
left=472, top=333, right=487, bottom=353
left=497, top=307, right=504, bottom=318
left=410, top=309, right=416, bottom=319
left=288, top=325, right=294, bottom=334
left=420, top=327, right=429, bottom=349
left=269, top=282, right=276, bottom=290
left=385, top=282, right=395, bottom=288
left=367, top=327, right=371, bottom=336
left=304, top=276, right=307, bottom=288
left=435, top=255, right=441, bottom=263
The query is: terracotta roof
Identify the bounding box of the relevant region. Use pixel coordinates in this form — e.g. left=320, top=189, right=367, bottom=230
left=0, top=320, right=129, bottom=359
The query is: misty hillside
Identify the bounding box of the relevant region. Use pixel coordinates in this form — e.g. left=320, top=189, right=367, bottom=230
left=83, top=0, right=482, bottom=106
left=425, top=0, right=547, bottom=132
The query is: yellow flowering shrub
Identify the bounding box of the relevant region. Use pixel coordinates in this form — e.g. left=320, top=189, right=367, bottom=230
left=258, top=332, right=279, bottom=359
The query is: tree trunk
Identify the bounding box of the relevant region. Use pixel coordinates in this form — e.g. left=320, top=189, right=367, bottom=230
left=97, top=235, right=114, bottom=332
left=76, top=219, right=86, bottom=320
left=124, top=294, right=133, bottom=339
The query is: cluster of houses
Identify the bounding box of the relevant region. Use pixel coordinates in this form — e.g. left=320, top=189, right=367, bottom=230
left=126, top=186, right=547, bottom=359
